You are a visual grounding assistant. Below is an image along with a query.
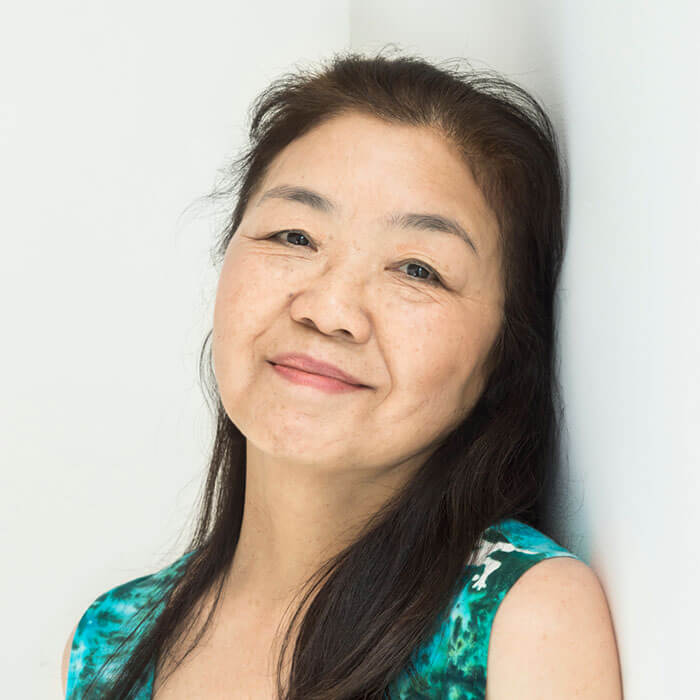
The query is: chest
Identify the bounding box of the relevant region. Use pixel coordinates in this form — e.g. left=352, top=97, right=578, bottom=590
left=150, top=602, right=293, bottom=700
left=151, top=629, right=289, bottom=699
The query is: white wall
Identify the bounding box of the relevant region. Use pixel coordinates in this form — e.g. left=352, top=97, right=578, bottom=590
left=5, top=1, right=698, bottom=698
left=0, top=2, right=348, bottom=697
left=351, top=1, right=700, bottom=697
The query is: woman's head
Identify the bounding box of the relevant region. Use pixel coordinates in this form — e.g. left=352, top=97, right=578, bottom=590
left=95, top=49, right=567, bottom=700
left=212, top=109, right=505, bottom=475
left=210, top=49, right=564, bottom=484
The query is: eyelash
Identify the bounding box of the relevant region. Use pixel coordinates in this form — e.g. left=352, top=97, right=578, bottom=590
left=265, top=229, right=445, bottom=288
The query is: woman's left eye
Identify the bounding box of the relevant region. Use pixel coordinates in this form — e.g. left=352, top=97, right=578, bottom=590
left=396, top=260, right=443, bottom=287
left=269, top=229, right=313, bottom=247
left=267, top=230, right=444, bottom=288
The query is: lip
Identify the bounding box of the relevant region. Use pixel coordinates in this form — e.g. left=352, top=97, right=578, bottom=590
left=269, top=363, right=368, bottom=393
left=268, top=352, right=370, bottom=388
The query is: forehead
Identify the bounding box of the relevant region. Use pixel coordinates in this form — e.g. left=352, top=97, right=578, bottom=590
left=256, top=112, right=500, bottom=253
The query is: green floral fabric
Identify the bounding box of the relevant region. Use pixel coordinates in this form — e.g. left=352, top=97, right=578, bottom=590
left=66, top=518, right=580, bottom=699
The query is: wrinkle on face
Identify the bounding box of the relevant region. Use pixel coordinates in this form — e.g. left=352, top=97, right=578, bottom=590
left=210, top=111, right=505, bottom=602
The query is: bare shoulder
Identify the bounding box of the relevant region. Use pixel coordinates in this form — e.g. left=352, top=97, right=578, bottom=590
left=485, top=556, right=623, bottom=700
left=61, top=622, right=79, bottom=697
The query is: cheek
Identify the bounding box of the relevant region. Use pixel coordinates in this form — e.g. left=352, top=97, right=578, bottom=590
left=393, top=309, right=472, bottom=387
left=213, top=249, right=271, bottom=340
left=212, top=249, right=267, bottom=380
left=386, top=307, right=488, bottom=431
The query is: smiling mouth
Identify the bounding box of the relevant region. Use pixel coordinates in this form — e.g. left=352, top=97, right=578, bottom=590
left=268, top=361, right=369, bottom=392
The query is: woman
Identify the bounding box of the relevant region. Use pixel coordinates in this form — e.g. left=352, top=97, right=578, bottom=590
left=62, top=49, right=622, bottom=699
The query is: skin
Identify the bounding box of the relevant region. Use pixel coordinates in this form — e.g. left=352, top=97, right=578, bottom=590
left=211, top=111, right=505, bottom=613
left=61, top=111, right=623, bottom=698
left=485, top=557, right=624, bottom=699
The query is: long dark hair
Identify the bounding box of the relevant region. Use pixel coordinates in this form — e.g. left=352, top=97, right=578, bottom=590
left=86, top=47, right=568, bottom=699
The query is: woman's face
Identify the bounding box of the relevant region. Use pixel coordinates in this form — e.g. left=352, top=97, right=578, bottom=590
left=212, top=111, right=504, bottom=474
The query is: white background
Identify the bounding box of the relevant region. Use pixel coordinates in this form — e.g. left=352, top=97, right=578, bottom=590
left=2, top=2, right=697, bottom=698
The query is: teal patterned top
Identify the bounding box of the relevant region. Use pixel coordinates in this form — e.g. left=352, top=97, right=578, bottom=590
left=66, top=518, right=582, bottom=699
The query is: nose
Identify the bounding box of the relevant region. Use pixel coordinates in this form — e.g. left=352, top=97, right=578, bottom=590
left=287, top=262, right=372, bottom=342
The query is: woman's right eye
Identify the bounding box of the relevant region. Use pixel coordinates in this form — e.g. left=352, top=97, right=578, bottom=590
left=268, top=230, right=313, bottom=247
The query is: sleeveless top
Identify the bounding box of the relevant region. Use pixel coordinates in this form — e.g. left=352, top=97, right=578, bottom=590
left=66, top=518, right=582, bottom=699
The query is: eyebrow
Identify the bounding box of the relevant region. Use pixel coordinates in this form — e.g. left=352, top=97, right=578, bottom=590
left=256, top=184, right=479, bottom=257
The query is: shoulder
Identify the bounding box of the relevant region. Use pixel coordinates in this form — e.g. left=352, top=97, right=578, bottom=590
left=390, top=519, right=594, bottom=698
left=61, top=623, right=79, bottom=696
left=485, top=544, right=622, bottom=699
left=62, top=550, right=196, bottom=698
